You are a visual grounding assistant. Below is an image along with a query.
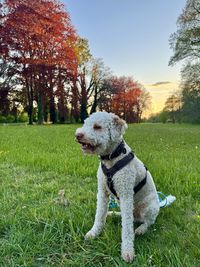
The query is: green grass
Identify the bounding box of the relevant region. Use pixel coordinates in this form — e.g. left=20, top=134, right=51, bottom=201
left=0, top=123, right=199, bottom=266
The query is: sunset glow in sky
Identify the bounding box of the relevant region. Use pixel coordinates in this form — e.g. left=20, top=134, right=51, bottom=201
left=64, top=0, right=186, bottom=115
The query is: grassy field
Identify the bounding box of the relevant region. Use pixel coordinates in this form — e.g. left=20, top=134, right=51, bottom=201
left=0, top=123, right=199, bottom=267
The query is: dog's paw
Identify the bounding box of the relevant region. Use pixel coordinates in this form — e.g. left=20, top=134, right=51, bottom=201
left=84, top=230, right=97, bottom=240
left=135, top=224, right=148, bottom=236
left=121, top=249, right=135, bottom=263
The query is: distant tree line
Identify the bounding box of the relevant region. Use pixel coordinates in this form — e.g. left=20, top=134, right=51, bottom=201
left=148, top=91, right=182, bottom=123
left=0, top=0, right=150, bottom=124
left=154, top=0, right=200, bottom=124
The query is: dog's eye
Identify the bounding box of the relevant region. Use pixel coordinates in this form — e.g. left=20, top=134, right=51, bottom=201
left=93, top=124, right=102, bottom=130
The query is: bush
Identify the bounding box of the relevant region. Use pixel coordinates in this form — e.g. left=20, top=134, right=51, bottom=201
left=0, top=115, right=7, bottom=123
left=159, top=111, right=168, bottom=123
left=6, top=115, right=15, bottom=123
left=18, top=112, right=28, bottom=123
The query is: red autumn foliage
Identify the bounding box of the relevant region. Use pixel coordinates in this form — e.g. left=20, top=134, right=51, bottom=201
left=2, top=0, right=77, bottom=68
left=1, top=0, right=79, bottom=124
left=99, top=76, right=148, bottom=122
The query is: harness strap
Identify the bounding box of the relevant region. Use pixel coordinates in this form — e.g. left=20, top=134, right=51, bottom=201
left=101, top=152, right=147, bottom=198
left=107, top=177, right=118, bottom=199
left=100, top=140, right=126, bottom=160
left=134, top=166, right=148, bottom=194
left=101, top=152, right=134, bottom=179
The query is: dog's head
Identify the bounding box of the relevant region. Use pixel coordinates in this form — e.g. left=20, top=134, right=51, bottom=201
left=75, top=112, right=128, bottom=155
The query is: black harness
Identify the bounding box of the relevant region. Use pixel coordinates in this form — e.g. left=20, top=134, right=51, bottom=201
left=100, top=141, right=148, bottom=199
left=100, top=140, right=127, bottom=160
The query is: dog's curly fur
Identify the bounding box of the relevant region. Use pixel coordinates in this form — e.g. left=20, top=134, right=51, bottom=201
left=75, top=112, right=160, bottom=262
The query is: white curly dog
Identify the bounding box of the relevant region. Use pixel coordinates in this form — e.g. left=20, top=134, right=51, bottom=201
left=75, top=112, right=160, bottom=262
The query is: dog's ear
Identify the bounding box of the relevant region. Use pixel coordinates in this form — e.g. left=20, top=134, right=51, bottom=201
left=110, top=114, right=128, bottom=140
left=113, top=115, right=128, bottom=134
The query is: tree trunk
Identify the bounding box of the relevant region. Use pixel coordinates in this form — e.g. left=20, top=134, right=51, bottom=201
left=80, top=101, right=88, bottom=123
left=58, top=97, right=67, bottom=123
left=90, top=86, right=98, bottom=114
left=49, top=69, right=57, bottom=124
left=43, top=102, right=49, bottom=123
left=80, top=70, right=88, bottom=123
left=49, top=97, right=56, bottom=123
left=37, top=91, right=44, bottom=125
left=71, top=81, right=79, bottom=122
left=28, top=103, right=33, bottom=125
left=25, top=76, right=33, bottom=125
left=80, top=87, right=88, bottom=122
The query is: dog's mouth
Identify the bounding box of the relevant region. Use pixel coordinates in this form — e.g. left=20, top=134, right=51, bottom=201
left=77, top=140, right=99, bottom=152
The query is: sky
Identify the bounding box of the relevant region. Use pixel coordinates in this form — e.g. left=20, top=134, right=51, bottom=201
left=63, top=0, right=186, bottom=115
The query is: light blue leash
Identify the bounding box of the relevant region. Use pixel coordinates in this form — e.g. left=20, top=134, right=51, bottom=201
left=157, top=191, right=168, bottom=208
left=109, top=195, right=119, bottom=209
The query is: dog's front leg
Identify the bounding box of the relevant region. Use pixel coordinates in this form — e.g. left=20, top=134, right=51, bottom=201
left=120, top=195, right=135, bottom=262
left=85, top=175, right=109, bottom=239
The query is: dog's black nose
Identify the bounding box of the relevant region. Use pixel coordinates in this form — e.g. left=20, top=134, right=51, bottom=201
left=76, top=133, right=84, bottom=140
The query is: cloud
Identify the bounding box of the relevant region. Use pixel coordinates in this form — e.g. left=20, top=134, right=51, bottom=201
left=151, top=81, right=171, bottom=87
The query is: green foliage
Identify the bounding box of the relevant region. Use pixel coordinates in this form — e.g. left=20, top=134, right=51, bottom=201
left=148, top=114, right=161, bottom=123
left=6, top=114, right=15, bottom=123
left=148, top=112, right=168, bottom=123
left=169, top=0, right=200, bottom=65
left=18, top=112, right=28, bottom=123
left=163, top=92, right=182, bottom=123
left=181, top=62, right=200, bottom=123
left=169, top=1, right=200, bottom=124
left=0, top=124, right=199, bottom=266
left=159, top=111, right=168, bottom=123
left=75, top=37, right=92, bottom=65
left=0, top=115, right=7, bottom=123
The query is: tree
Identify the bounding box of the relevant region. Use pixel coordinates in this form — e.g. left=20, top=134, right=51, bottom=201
left=68, top=37, right=92, bottom=122
left=135, top=88, right=151, bottom=122
left=89, top=59, right=111, bottom=114
left=181, top=62, right=200, bottom=122
left=169, top=0, right=200, bottom=124
left=1, top=0, right=78, bottom=124
left=97, top=77, right=116, bottom=112
left=113, top=77, right=150, bottom=122
left=163, top=91, right=182, bottom=123
left=98, top=76, right=150, bottom=123
left=0, top=59, right=20, bottom=117
left=77, top=57, right=110, bottom=122
left=0, top=61, right=12, bottom=116
left=56, top=67, right=70, bottom=123
left=169, top=0, right=200, bottom=65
